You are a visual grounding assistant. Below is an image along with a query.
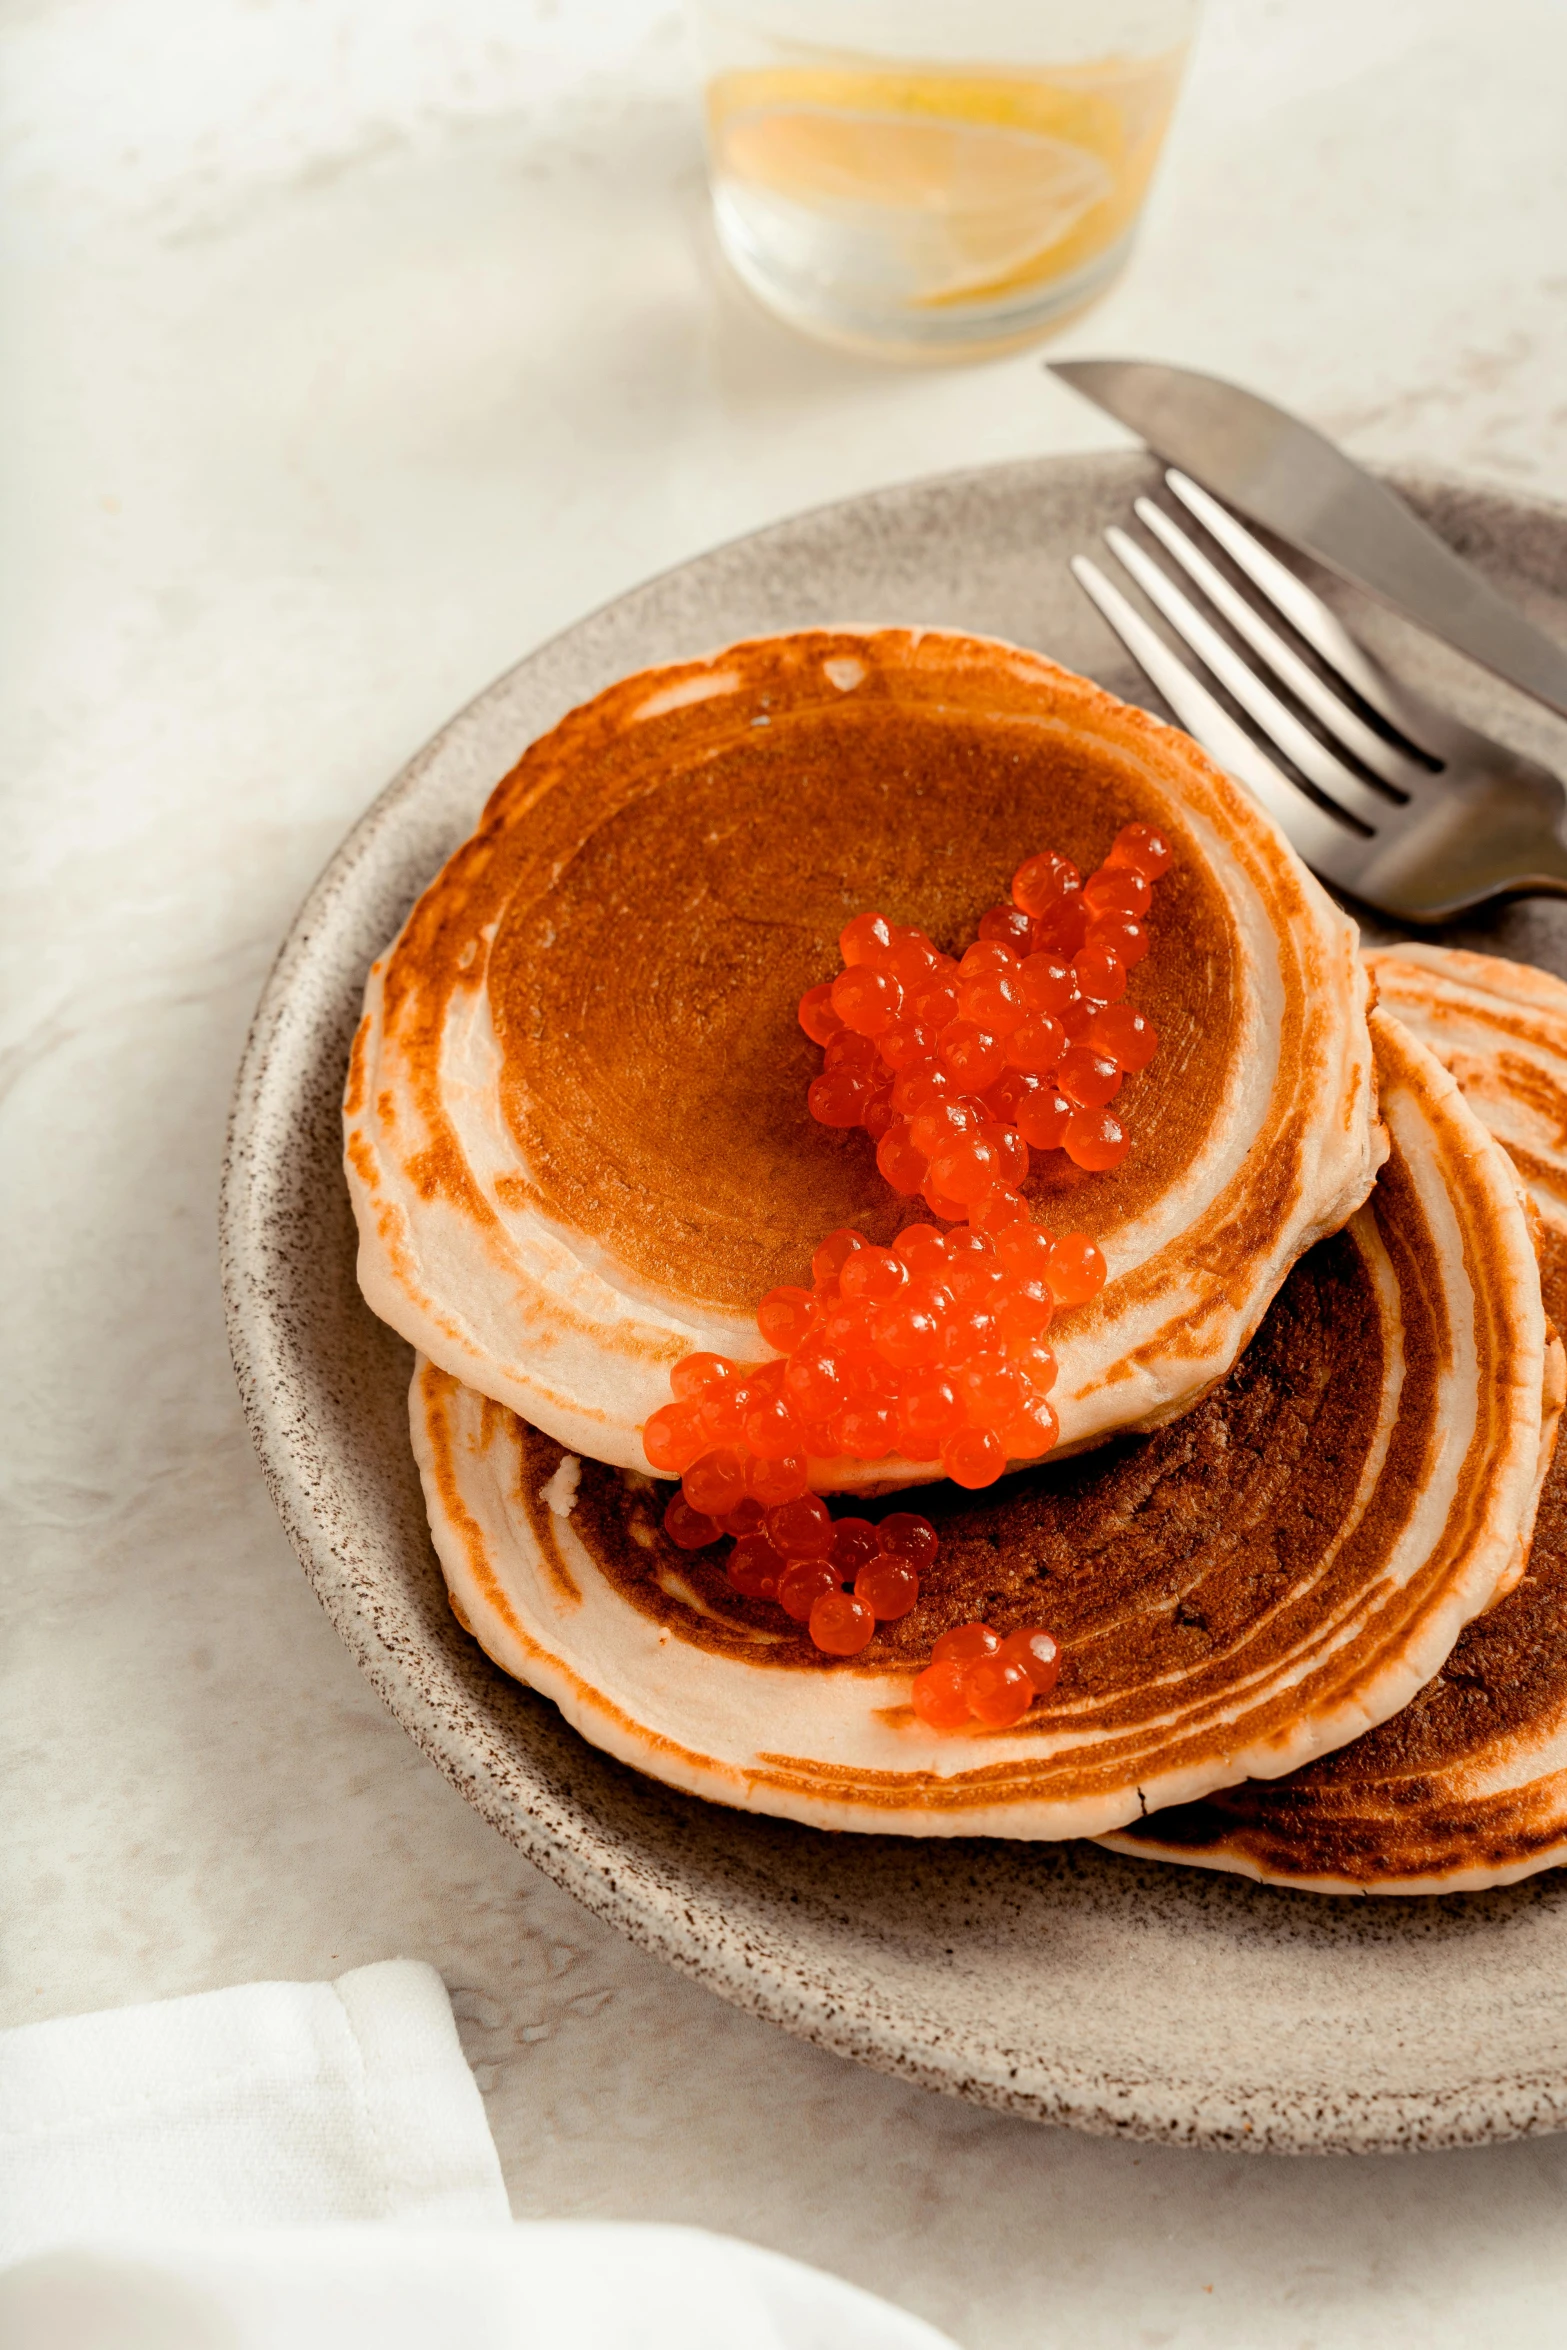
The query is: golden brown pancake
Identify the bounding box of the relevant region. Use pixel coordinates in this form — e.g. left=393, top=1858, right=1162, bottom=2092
left=347, top=627, right=1380, bottom=1490
left=1107, top=947, right=1567, bottom=1894
left=410, top=1010, right=1549, bottom=1839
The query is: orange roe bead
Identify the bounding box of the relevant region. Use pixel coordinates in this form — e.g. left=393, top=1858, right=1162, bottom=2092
left=879, top=1019, right=940, bottom=1071
left=958, top=971, right=1025, bottom=1033
left=1072, top=944, right=1126, bottom=1004
left=813, top=1228, right=869, bottom=1285
left=840, top=1247, right=909, bottom=1303
left=642, top=1402, right=706, bottom=1474
left=862, top=1084, right=898, bottom=1143
left=757, top=1286, right=816, bottom=1353
left=670, top=1352, right=737, bottom=1403
left=1084, top=867, right=1152, bottom=920
left=832, top=965, right=904, bottom=1036
left=996, top=1221, right=1055, bottom=1277
left=886, top=935, right=942, bottom=989
left=911, top=978, right=961, bottom=1028
left=766, top=1493, right=835, bottom=1558
left=1013, top=1086, right=1072, bottom=1153
left=1033, top=895, right=1090, bottom=956
left=856, top=1557, right=920, bottom=1620
left=720, top=1496, right=766, bottom=1538
left=929, top=1134, right=1000, bottom=1205
left=1004, top=1014, right=1065, bottom=1072
left=932, top=1621, right=1000, bottom=1666
left=746, top=1452, right=811, bottom=1506
left=823, top=1028, right=880, bottom=1073
left=942, top=1427, right=1007, bottom=1488
left=778, top=1559, right=839, bottom=1622
left=893, top=1061, right=954, bottom=1115
left=941, top=1302, right=999, bottom=1365
left=786, top=1348, right=846, bottom=1421
left=694, top=1377, right=749, bottom=1447
left=682, top=1448, right=749, bottom=1516
left=663, top=1493, right=721, bottom=1550
left=959, top=1354, right=1027, bottom=1426
left=939, top=1022, right=1006, bottom=1090
left=922, top=1183, right=973, bottom=1226
left=745, top=1397, right=807, bottom=1460
left=875, top=1124, right=929, bottom=1195
left=898, top=1377, right=965, bottom=1454
left=871, top=1293, right=947, bottom=1371
left=808, top=1068, right=874, bottom=1126
left=728, top=1532, right=787, bottom=1598
left=1108, top=822, right=1173, bottom=879
left=1011, top=1338, right=1059, bottom=1394
left=909, top=1097, right=980, bottom=1158
left=978, top=904, right=1036, bottom=954
left=1065, top=1106, right=1131, bottom=1171
left=999, top=1625, right=1062, bottom=1693
left=1047, top=1232, right=1107, bottom=1304
left=798, top=982, right=844, bottom=1045
left=1090, top=1003, right=1158, bottom=1071
left=834, top=1402, right=899, bottom=1459
left=1057, top=990, right=1093, bottom=1045
left=894, top=1224, right=949, bottom=1273
left=988, top=1126, right=1029, bottom=1187
left=966, top=1187, right=1023, bottom=1236
left=995, top=1283, right=1054, bottom=1348
left=1058, top=1045, right=1123, bottom=1110
left=810, top=1589, right=877, bottom=1655
left=1000, top=1396, right=1059, bottom=1459
left=1012, top=851, right=1080, bottom=918
left=829, top=1517, right=882, bottom=1577
left=912, top=1659, right=972, bottom=1730
left=878, top=1512, right=939, bottom=1568
left=964, top=1654, right=1034, bottom=1728
left=840, top=910, right=896, bottom=967
left=1086, top=913, right=1151, bottom=968
left=1017, top=952, right=1076, bottom=1015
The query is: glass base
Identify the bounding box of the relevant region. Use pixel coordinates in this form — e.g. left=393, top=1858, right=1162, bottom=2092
left=713, top=187, right=1136, bottom=364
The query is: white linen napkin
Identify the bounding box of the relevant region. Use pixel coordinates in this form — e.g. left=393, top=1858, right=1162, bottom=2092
left=0, top=1959, right=510, bottom=2254
left=0, top=2225, right=958, bottom=2348
left=0, top=1961, right=958, bottom=2350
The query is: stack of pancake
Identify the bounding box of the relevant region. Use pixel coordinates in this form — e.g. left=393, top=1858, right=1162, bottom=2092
left=345, top=629, right=1567, bottom=1889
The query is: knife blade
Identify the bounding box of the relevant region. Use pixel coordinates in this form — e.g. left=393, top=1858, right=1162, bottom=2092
left=1047, top=357, right=1567, bottom=723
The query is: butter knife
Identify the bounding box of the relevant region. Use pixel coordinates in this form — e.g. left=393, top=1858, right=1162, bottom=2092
left=1048, top=357, right=1567, bottom=723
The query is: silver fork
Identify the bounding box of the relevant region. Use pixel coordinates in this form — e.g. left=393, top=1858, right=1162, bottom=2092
left=1072, top=470, right=1567, bottom=921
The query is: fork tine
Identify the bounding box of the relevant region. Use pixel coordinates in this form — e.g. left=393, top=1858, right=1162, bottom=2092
left=1103, top=527, right=1395, bottom=830
left=1163, top=470, right=1448, bottom=758
left=1070, top=557, right=1366, bottom=887
left=1132, top=497, right=1423, bottom=797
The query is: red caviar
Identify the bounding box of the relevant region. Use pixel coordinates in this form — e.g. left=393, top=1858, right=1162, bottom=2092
left=796, top=824, right=1168, bottom=1215
left=660, top=1490, right=942, bottom=1658
left=911, top=1618, right=1062, bottom=1732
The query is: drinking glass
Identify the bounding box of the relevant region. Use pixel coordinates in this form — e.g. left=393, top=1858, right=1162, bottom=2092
left=688, top=0, right=1201, bottom=360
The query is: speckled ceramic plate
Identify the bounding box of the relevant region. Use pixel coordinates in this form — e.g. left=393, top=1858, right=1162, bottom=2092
left=222, top=451, right=1567, bottom=2154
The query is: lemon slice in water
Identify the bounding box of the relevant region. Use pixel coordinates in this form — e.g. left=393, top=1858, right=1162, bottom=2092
left=717, top=104, right=1117, bottom=305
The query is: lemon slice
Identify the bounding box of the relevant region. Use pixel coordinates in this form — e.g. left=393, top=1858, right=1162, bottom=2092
left=717, top=104, right=1116, bottom=303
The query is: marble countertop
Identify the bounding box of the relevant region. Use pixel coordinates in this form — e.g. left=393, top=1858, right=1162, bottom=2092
left=6, top=1, right=1567, bottom=2340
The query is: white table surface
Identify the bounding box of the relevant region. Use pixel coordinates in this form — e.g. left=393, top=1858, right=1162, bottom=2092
left=6, top=1, right=1567, bottom=2340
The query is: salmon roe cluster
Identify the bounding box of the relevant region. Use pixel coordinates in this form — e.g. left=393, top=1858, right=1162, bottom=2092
left=798, top=822, right=1171, bottom=1205
left=643, top=1214, right=1106, bottom=1503
left=911, top=1620, right=1062, bottom=1733
left=661, top=1493, right=938, bottom=1657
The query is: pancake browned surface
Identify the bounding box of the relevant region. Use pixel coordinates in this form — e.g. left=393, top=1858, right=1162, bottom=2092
left=1108, top=945, right=1567, bottom=1894
left=411, top=1010, right=1546, bottom=1839
left=347, top=627, right=1381, bottom=1488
